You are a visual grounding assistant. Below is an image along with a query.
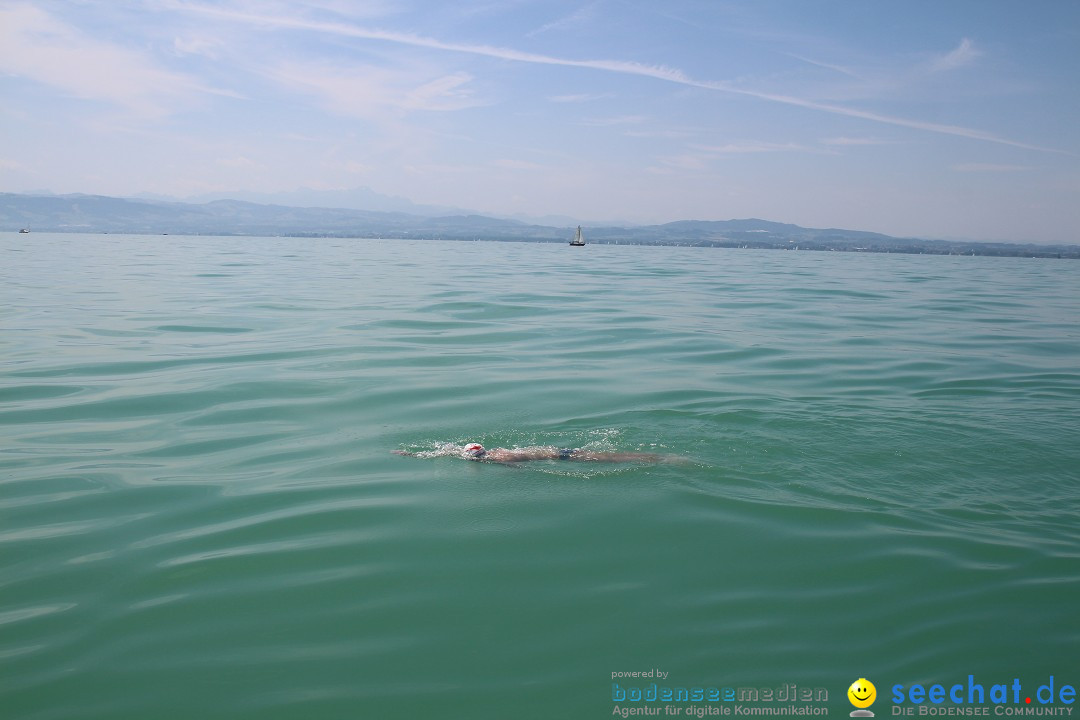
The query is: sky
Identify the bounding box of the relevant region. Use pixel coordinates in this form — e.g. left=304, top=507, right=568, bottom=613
left=1, top=1, right=1079, bottom=243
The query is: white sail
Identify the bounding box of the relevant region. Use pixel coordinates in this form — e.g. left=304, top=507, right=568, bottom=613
left=569, top=225, right=585, bottom=246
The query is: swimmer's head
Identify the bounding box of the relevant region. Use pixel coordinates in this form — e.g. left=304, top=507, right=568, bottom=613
left=462, top=443, right=485, bottom=459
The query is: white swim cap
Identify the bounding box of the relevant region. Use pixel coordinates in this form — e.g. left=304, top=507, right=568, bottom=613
left=462, top=443, right=485, bottom=457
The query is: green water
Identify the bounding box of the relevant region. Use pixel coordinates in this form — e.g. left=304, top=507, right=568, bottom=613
left=2, top=233, right=1079, bottom=719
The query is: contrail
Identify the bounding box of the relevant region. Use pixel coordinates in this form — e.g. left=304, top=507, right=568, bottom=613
left=170, top=2, right=1059, bottom=153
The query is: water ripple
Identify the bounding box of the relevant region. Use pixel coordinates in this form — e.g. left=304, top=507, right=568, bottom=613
left=2, top=235, right=1078, bottom=719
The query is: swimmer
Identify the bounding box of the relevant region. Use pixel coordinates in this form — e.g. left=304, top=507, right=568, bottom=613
left=393, top=443, right=673, bottom=464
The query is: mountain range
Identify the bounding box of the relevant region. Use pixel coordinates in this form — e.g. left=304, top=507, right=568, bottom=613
left=2, top=192, right=1076, bottom=258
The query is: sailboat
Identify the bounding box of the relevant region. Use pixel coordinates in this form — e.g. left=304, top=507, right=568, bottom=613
left=569, top=225, right=585, bottom=246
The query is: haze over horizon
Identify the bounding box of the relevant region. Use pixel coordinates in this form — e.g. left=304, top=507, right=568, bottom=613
left=2, top=1, right=1078, bottom=244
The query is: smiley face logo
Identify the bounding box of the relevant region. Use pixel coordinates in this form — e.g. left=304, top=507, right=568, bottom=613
left=848, top=678, right=877, bottom=709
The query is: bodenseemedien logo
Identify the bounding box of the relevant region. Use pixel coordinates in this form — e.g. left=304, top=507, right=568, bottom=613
left=849, top=678, right=877, bottom=717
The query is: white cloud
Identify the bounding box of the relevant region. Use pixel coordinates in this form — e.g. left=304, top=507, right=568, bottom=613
left=654, top=154, right=708, bottom=171
left=624, top=128, right=691, bottom=139
left=527, top=3, right=598, bottom=37
left=951, top=163, right=1031, bottom=173
left=173, top=35, right=225, bottom=59
left=580, top=115, right=648, bottom=127
left=820, top=137, right=895, bottom=146
left=166, top=3, right=1057, bottom=153
left=267, top=62, right=481, bottom=118
left=492, top=158, right=547, bottom=170
left=787, top=53, right=862, bottom=79
left=650, top=140, right=811, bottom=172
left=548, top=93, right=612, bottom=103
left=406, top=72, right=478, bottom=112
left=931, top=38, right=981, bottom=73
left=217, top=155, right=257, bottom=168
left=694, top=141, right=809, bottom=154
left=0, top=3, right=231, bottom=117
left=166, top=3, right=695, bottom=84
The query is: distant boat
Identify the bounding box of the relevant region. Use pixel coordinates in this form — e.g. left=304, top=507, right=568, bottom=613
left=19, top=227, right=30, bottom=234
left=569, top=225, right=585, bottom=246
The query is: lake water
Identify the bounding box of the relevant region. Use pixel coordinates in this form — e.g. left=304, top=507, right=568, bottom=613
left=2, top=233, right=1079, bottom=719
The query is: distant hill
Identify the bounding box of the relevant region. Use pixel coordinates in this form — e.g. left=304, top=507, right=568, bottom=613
left=174, top=186, right=470, bottom=217
left=2, top=192, right=1076, bottom=258
left=0, top=193, right=556, bottom=239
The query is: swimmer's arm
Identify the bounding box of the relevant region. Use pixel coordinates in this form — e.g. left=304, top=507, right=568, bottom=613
left=484, top=448, right=562, bottom=462
left=390, top=449, right=531, bottom=465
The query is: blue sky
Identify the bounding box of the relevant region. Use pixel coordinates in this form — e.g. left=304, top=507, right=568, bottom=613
left=1, top=1, right=1078, bottom=242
